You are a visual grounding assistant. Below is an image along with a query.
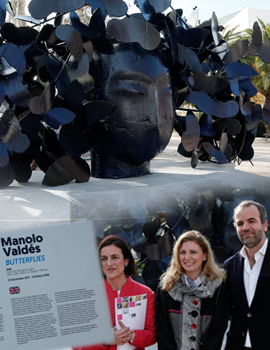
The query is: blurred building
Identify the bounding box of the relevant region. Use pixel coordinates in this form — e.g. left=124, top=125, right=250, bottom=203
left=219, top=7, right=270, bottom=32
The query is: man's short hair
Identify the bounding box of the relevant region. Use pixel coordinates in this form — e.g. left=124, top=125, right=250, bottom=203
left=233, top=200, right=268, bottom=225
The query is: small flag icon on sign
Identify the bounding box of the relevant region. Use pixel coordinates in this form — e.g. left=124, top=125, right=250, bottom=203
left=9, top=286, right=20, bottom=295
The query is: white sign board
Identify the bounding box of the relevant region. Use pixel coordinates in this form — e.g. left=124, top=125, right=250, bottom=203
left=0, top=221, right=114, bottom=350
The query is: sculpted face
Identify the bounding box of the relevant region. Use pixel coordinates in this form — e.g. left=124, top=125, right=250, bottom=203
left=91, top=44, right=175, bottom=178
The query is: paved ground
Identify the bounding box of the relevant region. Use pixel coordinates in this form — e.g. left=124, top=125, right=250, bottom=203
left=3, top=135, right=270, bottom=231
left=155, top=133, right=270, bottom=178
left=234, top=137, right=270, bottom=176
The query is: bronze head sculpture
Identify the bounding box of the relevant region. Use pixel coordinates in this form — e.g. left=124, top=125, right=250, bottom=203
left=90, top=43, right=174, bottom=178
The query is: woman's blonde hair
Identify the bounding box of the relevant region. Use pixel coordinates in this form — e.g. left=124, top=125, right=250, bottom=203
left=160, top=230, right=226, bottom=291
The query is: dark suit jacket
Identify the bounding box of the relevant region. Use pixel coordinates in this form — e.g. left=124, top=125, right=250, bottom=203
left=224, top=241, right=270, bottom=350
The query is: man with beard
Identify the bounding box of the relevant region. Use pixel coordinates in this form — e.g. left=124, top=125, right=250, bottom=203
left=224, top=200, right=270, bottom=350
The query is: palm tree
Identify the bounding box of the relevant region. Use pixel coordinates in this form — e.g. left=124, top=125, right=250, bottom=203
left=241, top=19, right=270, bottom=102
left=242, top=19, right=270, bottom=134
left=222, top=19, right=270, bottom=134
left=222, top=25, right=243, bottom=43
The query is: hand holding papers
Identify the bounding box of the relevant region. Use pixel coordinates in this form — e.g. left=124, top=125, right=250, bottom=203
left=115, top=294, right=147, bottom=350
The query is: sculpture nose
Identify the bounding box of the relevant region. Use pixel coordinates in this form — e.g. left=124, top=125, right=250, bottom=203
left=144, top=88, right=159, bottom=124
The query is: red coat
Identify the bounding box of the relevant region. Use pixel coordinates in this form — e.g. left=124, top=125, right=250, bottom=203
left=74, top=276, right=156, bottom=350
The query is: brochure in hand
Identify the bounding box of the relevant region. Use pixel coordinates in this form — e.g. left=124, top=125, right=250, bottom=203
left=115, top=293, right=147, bottom=350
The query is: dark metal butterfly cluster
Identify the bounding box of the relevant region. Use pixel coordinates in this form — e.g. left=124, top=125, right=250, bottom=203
left=0, top=0, right=270, bottom=187
left=175, top=19, right=270, bottom=167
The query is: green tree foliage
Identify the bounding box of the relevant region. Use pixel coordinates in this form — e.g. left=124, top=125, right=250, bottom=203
left=241, top=19, right=270, bottom=102
left=222, top=19, right=270, bottom=134
left=222, top=25, right=242, bottom=43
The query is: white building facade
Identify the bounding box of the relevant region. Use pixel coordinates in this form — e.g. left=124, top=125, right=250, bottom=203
left=219, top=8, right=270, bottom=32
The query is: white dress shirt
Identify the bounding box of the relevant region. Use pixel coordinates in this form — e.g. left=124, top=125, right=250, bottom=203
left=240, top=238, right=268, bottom=348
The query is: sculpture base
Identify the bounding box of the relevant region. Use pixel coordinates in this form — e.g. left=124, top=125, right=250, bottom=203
left=91, top=151, right=150, bottom=178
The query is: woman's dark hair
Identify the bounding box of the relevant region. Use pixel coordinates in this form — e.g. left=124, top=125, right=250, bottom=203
left=98, top=235, right=137, bottom=276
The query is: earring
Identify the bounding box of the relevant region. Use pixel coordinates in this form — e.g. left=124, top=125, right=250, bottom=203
left=125, top=263, right=128, bottom=267
left=203, top=259, right=207, bottom=261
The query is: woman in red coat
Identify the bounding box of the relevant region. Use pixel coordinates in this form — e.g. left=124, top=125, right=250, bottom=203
left=74, top=235, right=156, bottom=350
